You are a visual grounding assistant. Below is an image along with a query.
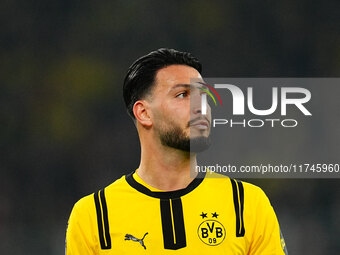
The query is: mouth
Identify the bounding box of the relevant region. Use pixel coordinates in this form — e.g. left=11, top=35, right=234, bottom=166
left=190, top=120, right=210, bottom=130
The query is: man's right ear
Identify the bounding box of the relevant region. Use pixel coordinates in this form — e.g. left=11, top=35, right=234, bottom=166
left=133, top=100, right=153, bottom=127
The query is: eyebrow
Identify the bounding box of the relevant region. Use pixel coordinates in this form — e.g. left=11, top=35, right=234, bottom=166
left=170, top=83, right=204, bottom=91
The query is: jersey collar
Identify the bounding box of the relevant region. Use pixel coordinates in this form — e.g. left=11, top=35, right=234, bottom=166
left=125, top=170, right=206, bottom=199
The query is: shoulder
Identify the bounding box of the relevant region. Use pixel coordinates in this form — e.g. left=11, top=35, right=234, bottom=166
left=241, top=180, right=268, bottom=199
left=202, top=175, right=271, bottom=205
left=104, top=174, right=129, bottom=193
left=71, top=175, right=127, bottom=215
left=234, top=179, right=272, bottom=207
left=237, top=180, right=275, bottom=219
left=203, top=173, right=264, bottom=193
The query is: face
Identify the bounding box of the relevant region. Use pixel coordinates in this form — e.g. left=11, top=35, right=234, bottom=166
left=148, top=65, right=212, bottom=152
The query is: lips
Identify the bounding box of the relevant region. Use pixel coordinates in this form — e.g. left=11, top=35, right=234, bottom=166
left=191, top=121, right=209, bottom=127
left=190, top=120, right=209, bottom=129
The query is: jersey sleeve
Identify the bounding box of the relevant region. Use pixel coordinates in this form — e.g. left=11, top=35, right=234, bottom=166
left=66, top=196, right=98, bottom=255
left=248, top=187, right=288, bottom=255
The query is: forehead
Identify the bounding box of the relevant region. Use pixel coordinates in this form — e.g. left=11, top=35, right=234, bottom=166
left=154, top=65, right=202, bottom=91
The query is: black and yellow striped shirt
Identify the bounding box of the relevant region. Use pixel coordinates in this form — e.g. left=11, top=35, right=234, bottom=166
left=66, top=171, right=287, bottom=254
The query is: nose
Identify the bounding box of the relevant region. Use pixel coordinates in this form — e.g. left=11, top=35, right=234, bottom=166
left=191, top=92, right=203, bottom=115
left=193, top=107, right=201, bottom=115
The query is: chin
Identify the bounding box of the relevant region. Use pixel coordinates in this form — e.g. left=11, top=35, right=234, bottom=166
left=190, top=131, right=210, bottom=140
left=190, top=136, right=211, bottom=153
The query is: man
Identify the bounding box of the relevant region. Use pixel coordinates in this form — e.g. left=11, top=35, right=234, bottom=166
left=66, top=48, right=288, bottom=254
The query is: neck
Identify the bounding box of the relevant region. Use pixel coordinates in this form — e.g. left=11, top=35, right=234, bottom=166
left=137, top=141, right=198, bottom=191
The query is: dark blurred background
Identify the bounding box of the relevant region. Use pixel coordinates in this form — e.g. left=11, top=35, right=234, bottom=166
left=1, top=0, right=339, bottom=254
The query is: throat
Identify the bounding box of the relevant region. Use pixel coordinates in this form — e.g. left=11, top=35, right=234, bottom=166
left=138, top=139, right=198, bottom=191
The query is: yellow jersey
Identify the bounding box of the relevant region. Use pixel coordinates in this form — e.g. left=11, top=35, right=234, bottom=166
left=66, top=171, right=288, bottom=254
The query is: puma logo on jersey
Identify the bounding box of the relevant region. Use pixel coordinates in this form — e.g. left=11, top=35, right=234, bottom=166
left=125, top=232, right=148, bottom=249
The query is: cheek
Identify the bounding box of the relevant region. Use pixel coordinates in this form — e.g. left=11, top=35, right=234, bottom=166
left=160, top=103, right=190, bottom=128
left=152, top=101, right=175, bottom=126
left=161, top=98, right=189, bottom=116
left=174, top=103, right=190, bottom=121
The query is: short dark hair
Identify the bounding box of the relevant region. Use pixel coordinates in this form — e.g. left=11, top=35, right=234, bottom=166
left=123, top=48, right=202, bottom=119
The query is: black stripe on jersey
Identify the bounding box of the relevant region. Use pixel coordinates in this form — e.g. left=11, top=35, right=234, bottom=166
left=160, top=198, right=186, bottom=250
left=94, top=189, right=112, bottom=249
left=230, top=179, right=245, bottom=237
left=100, top=189, right=111, bottom=248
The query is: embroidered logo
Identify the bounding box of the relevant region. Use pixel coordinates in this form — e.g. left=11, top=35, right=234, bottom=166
left=125, top=233, right=148, bottom=249
left=197, top=212, right=226, bottom=246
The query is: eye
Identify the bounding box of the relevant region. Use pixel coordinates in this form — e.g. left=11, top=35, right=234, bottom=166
left=176, top=91, right=188, bottom=98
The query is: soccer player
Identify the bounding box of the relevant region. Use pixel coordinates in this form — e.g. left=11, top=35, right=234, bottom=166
left=66, top=48, right=288, bottom=254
